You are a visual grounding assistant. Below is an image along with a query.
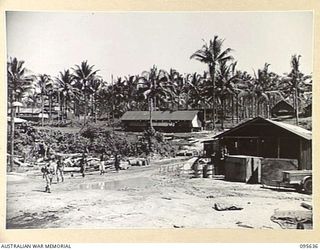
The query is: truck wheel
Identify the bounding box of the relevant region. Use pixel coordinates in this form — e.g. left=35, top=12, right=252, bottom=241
left=296, top=185, right=303, bottom=193
left=303, top=178, right=312, bottom=194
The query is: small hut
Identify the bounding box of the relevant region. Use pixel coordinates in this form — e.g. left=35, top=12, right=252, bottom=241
left=271, top=100, right=295, bottom=118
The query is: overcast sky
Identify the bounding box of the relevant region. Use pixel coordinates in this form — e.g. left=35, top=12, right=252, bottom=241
left=6, top=11, right=313, bottom=82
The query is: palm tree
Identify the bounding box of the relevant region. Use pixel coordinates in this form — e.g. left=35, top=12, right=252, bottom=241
left=96, top=83, right=113, bottom=121
left=7, top=57, right=35, bottom=171
left=138, top=66, right=170, bottom=128
left=36, top=74, right=52, bottom=126
left=164, top=69, right=184, bottom=110
left=191, top=36, right=234, bottom=129
left=253, top=63, right=284, bottom=118
left=90, top=78, right=103, bottom=122
left=216, top=61, right=238, bottom=129
left=124, top=75, right=139, bottom=111
left=55, top=69, right=78, bottom=122
left=283, top=55, right=311, bottom=125
left=188, top=72, right=211, bottom=124
left=24, top=90, right=40, bottom=118
left=73, top=61, right=99, bottom=125
left=113, top=77, right=127, bottom=117
left=233, top=70, right=256, bottom=121
left=185, top=72, right=203, bottom=110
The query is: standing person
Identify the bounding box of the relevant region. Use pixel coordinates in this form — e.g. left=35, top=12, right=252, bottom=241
left=79, top=153, right=86, bottom=177
left=114, top=153, right=120, bottom=172
left=41, top=159, right=54, bottom=193
left=38, top=141, right=46, bottom=159
left=46, top=145, right=54, bottom=159
left=56, top=157, right=65, bottom=182
left=99, top=153, right=105, bottom=175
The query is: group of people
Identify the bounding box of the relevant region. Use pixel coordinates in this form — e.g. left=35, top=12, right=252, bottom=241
left=41, top=151, right=122, bottom=193
left=40, top=156, right=65, bottom=193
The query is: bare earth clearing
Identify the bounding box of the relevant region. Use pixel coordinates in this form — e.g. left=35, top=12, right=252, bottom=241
left=6, top=158, right=311, bottom=229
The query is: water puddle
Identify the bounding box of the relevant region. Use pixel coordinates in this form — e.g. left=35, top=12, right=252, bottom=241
left=79, top=177, right=153, bottom=191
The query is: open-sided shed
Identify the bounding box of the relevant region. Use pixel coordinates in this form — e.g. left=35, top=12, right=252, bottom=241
left=207, top=116, right=312, bottom=170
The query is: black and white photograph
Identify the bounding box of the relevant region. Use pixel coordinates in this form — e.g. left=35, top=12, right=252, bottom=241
left=6, top=11, right=313, bottom=230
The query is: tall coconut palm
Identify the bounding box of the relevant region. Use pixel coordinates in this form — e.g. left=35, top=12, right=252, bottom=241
left=253, top=63, right=284, bottom=118
left=46, top=80, right=59, bottom=123
left=73, top=61, right=99, bottom=125
left=185, top=72, right=203, bottom=110
left=163, top=68, right=183, bottom=110
left=36, top=74, right=52, bottom=126
left=216, top=61, right=238, bottom=129
left=124, top=75, right=139, bottom=111
left=112, top=77, right=127, bottom=117
left=55, top=69, right=80, bottom=122
left=191, top=36, right=234, bottom=129
left=24, top=90, right=40, bottom=116
left=7, top=57, right=35, bottom=171
left=283, top=55, right=311, bottom=125
left=138, top=66, right=170, bottom=128
left=96, top=83, right=113, bottom=121
left=90, top=78, right=103, bottom=122
left=188, top=72, right=211, bottom=124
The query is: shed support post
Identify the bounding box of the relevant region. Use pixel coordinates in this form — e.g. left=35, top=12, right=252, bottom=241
left=299, top=139, right=302, bottom=170
left=277, top=137, right=281, bottom=158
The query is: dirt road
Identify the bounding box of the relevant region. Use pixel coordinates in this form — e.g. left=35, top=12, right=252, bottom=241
left=6, top=159, right=312, bottom=229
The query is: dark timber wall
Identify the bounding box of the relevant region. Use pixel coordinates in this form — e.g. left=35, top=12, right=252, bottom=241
left=261, top=158, right=298, bottom=185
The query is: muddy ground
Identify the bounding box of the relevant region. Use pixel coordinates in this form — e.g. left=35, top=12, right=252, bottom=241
left=6, top=156, right=312, bottom=229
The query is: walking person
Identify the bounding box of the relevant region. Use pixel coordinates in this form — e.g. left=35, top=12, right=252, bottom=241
left=79, top=153, right=86, bottom=177
left=56, top=157, right=65, bottom=183
left=99, top=153, right=105, bottom=175
left=41, top=158, right=54, bottom=193
left=114, top=153, right=120, bottom=172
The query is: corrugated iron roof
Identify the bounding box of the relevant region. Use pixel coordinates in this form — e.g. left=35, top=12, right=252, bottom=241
left=213, top=116, right=311, bottom=140
left=266, top=118, right=312, bottom=140
left=121, top=110, right=199, bottom=121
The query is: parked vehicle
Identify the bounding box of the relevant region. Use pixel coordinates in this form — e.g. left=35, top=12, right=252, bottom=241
left=277, top=170, right=312, bottom=194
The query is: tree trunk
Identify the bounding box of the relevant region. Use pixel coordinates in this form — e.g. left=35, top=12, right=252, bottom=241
left=41, top=94, right=44, bottom=127
left=211, top=64, right=216, bottom=130
left=94, top=93, right=97, bottom=123
left=149, top=98, right=153, bottom=129
left=236, top=95, right=239, bottom=123
left=58, top=93, right=61, bottom=122
left=231, top=95, right=234, bottom=124
left=49, top=95, right=52, bottom=123
left=10, top=91, right=15, bottom=172
left=295, top=87, right=299, bottom=125
left=65, top=99, right=68, bottom=121
left=84, top=93, right=87, bottom=125
left=221, top=98, right=225, bottom=130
